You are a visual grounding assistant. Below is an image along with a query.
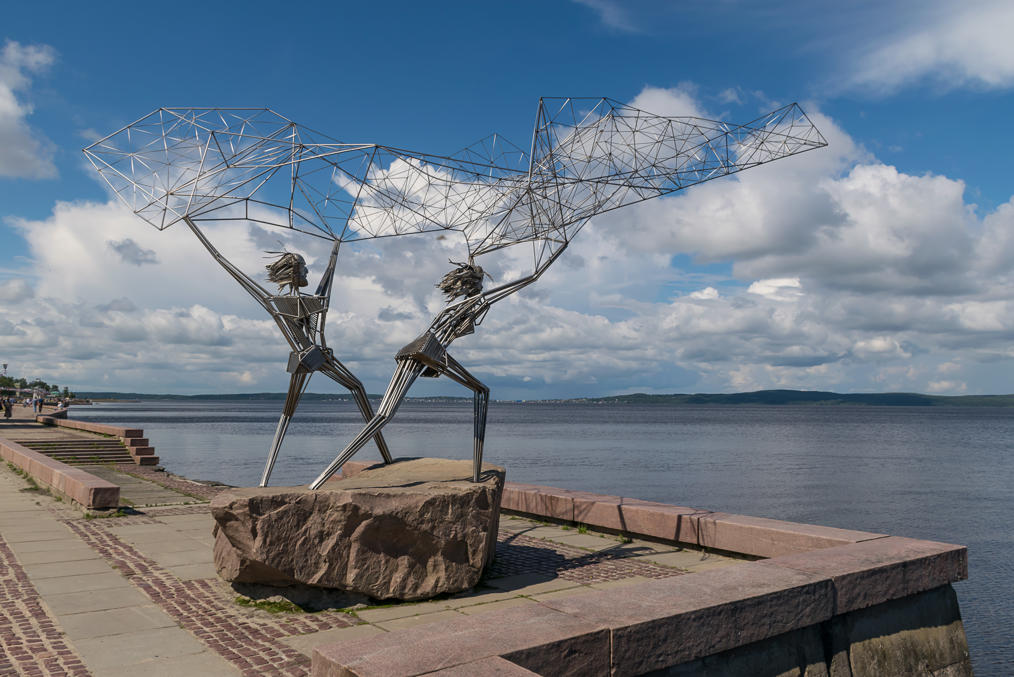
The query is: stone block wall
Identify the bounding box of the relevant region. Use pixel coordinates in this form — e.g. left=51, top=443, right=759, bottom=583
left=654, top=585, right=970, bottom=676
left=312, top=475, right=970, bottom=676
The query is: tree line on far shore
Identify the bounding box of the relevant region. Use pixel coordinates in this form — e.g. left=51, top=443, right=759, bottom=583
left=0, top=374, right=74, bottom=398
left=62, top=388, right=1014, bottom=407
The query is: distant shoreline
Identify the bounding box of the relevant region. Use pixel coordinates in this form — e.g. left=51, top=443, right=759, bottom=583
left=74, top=389, right=1014, bottom=407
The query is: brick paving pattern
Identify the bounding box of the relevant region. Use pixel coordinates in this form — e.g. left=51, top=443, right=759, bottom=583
left=0, top=535, right=92, bottom=677
left=61, top=517, right=358, bottom=677
left=489, top=532, right=686, bottom=583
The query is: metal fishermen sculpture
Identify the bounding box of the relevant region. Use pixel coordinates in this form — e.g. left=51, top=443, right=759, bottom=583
left=84, top=98, right=826, bottom=488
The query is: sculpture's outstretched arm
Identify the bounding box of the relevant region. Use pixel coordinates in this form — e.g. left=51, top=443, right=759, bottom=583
left=313, top=240, right=341, bottom=346
left=182, top=217, right=273, bottom=309
left=182, top=216, right=307, bottom=353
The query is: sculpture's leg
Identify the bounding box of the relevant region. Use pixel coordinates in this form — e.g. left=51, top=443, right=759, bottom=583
left=442, top=353, right=490, bottom=482
left=318, top=357, right=394, bottom=465
left=308, top=359, right=424, bottom=490
left=260, top=370, right=311, bottom=487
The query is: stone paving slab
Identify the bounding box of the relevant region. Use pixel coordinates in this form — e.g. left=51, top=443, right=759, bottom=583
left=58, top=603, right=179, bottom=641
left=377, top=609, right=464, bottom=632
left=33, top=571, right=138, bottom=596
left=357, top=600, right=455, bottom=624
left=3, top=526, right=77, bottom=543
left=15, top=544, right=100, bottom=565
left=97, top=651, right=242, bottom=677
left=44, top=585, right=153, bottom=615
left=23, top=557, right=113, bottom=579
left=456, top=596, right=539, bottom=616
left=9, top=536, right=89, bottom=554
left=281, top=624, right=386, bottom=657
left=72, top=625, right=215, bottom=671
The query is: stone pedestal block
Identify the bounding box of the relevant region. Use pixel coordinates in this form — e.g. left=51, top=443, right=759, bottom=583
left=211, top=457, right=505, bottom=601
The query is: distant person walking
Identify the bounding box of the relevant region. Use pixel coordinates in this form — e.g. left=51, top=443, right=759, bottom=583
left=3, top=398, right=12, bottom=419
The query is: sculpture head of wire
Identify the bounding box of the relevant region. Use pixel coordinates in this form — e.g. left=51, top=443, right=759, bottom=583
left=265, top=251, right=309, bottom=294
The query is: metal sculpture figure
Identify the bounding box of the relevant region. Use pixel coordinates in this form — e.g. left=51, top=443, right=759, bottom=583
left=83, top=99, right=826, bottom=489
left=302, top=98, right=827, bottom=488
left=83, top=109, right=396, bottom=485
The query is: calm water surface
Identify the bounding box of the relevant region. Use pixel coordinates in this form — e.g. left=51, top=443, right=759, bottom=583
left=74, top=400, right=1014, bottom=674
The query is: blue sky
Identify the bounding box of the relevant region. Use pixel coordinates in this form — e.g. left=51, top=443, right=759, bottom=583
left=4, top=0, right=1014, bottom=397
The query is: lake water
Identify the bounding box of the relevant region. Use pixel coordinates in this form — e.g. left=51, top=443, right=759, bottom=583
left=72, top=399, right=1013, bottom=674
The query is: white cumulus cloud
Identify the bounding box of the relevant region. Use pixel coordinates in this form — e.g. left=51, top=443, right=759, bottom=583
left=0, top=40, right=57, bottom=179
left=845, top=0, right=1014, bottom=93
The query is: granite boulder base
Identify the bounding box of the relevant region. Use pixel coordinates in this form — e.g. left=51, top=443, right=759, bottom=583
left=211, top=457, right=505, bottom=601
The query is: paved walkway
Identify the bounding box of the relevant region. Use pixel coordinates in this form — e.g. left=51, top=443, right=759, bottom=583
left=2, top=403, right=58, bottom=425
left=1, top=416, right=744, bottom=676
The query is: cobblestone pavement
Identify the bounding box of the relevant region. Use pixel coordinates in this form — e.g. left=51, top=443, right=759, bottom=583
left=0, top=534, right=91, bottom=677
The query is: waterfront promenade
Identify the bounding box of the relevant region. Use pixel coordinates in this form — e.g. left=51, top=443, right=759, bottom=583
left=0, top=410, right=746, bottom=676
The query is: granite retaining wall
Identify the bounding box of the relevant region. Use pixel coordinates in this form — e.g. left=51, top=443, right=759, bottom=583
left=313, top=462, right=970, bottom=676
left=0, top=437, right=119, bottom=509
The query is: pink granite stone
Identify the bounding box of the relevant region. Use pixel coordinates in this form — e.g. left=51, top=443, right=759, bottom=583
left=617, top=501, right=706, bottom=543
left=42, top=416, right=143, bottom=438
left=568, top=492, right=705, bottom=542
left=423, top=656, right=539, bottom=675
left=0, top=438, right=119, bottom=508
left=540, top=561, right=833, bottom=676
left=338, top=460, right=379, bottom=479
left=501, top=484, right=575, bottom=521
left=760, top=536, right=967, bottom=614
left=694, top=512, right=885, bottom=557
left=311, top=604, right=608, bottom=677
left=215, top=458, right=504, bottom=600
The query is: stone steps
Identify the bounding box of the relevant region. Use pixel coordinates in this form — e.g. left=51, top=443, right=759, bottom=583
left=34, top=418, right=160, bottom=466
left=16, top=441, right=126, bottom=449
left=11, top=439, right=138, bottom=465
left=50, top=454, right=136, bottom=465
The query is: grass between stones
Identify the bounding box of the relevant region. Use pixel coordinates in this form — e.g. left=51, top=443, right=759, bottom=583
left=83, top=509, right=131, bottom=520
left=7, top=461, right=42, bottom=493
left=235, top=596, right=307, bottom=614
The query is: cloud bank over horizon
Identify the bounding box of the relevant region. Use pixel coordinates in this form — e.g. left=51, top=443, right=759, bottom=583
left=4, top=85, right=1014, bottom=398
